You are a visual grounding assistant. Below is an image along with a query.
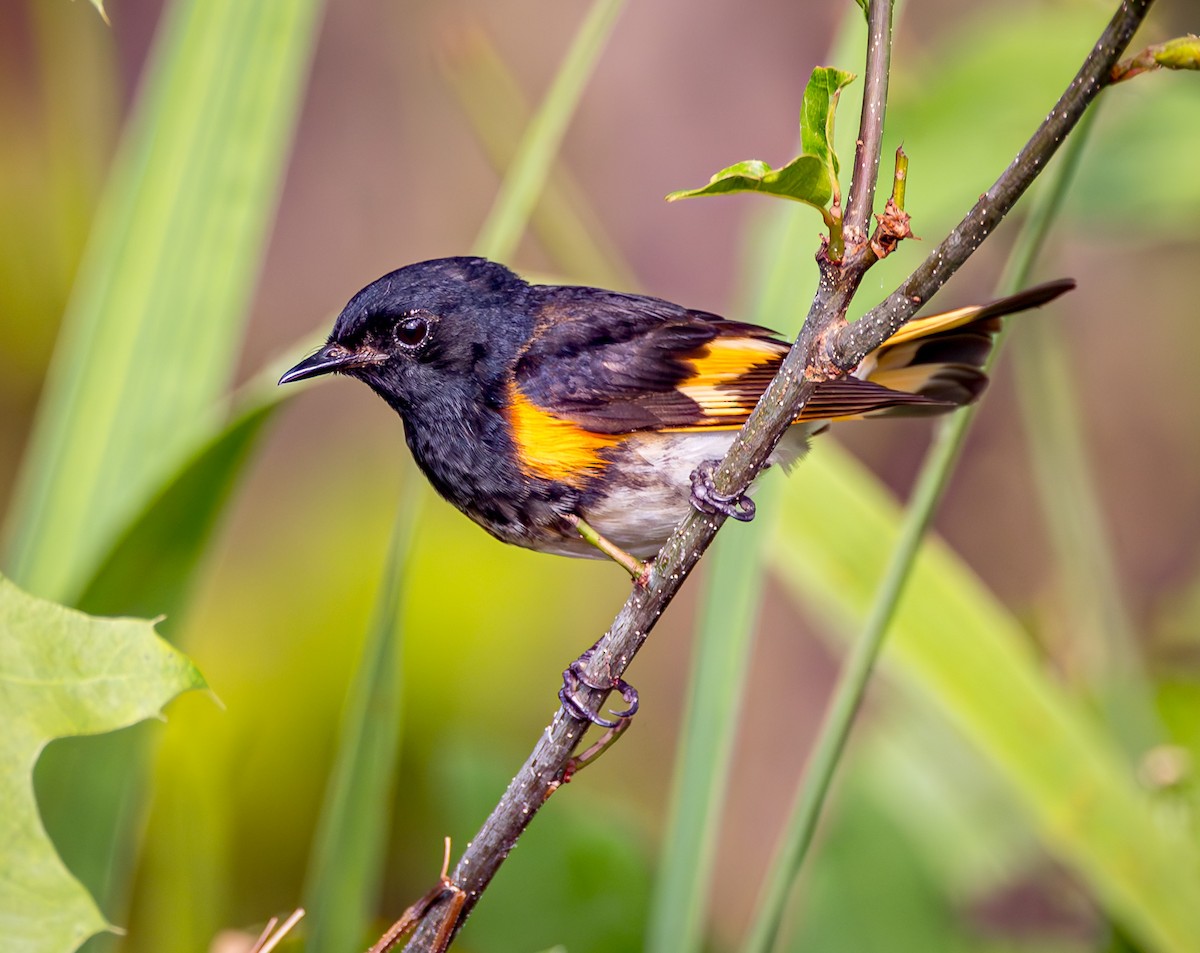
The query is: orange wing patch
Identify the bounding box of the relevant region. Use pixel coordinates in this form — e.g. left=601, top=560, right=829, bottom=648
left=506, top=384, right=621, bottom=484
left=668, top=337, right=787, bottom=427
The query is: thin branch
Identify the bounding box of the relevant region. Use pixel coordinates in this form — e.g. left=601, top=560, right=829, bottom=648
left=829, top=0, right=1153, bottom=369
left=843, top=0, right=894, bottom=247
left=398, top=1, right=1153, bottom=947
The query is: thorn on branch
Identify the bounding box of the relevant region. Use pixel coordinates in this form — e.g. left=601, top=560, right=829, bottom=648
left=889, top=145, right=908, bottom=211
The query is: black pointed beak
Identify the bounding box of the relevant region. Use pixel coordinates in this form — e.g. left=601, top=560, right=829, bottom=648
left=278, top=344, right=377, bottom=385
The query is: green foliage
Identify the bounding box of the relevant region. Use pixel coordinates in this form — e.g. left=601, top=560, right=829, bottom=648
left=0, top=0, right=323, bottom=942
left=78, top=396, right=280, bottom=621
left=667, top=67, right=855, bottom=224
left=471, top=0, right=630, bottom=263
left=646, top=484, right=778, bottom=953
left=0, top=575, right=204, bottom=953
left=2, top=0, right=322, bottom=604
left=301, top=506, right=413, bottom=953
left=438, top=744, right=654, bottom=953
left=4, top=2, right=1198, bottom=953
left=768, top=443, right=1200, bottom=953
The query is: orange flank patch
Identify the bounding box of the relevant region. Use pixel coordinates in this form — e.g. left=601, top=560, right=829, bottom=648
left=506, top=385, right=621, bottom=484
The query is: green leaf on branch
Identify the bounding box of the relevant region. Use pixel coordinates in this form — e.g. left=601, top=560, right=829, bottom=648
left=666, top=66, right=855, bottom=223
left=667, top=157, right=834, bottom=214
left=801, top=66, right=855, bottom=182
left=0, top=575, right=205, bottom=952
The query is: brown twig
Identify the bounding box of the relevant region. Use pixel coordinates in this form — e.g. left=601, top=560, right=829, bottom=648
left=396, top=0, right=1154, bottom=948
left=247, top=909, right=305, bottom=953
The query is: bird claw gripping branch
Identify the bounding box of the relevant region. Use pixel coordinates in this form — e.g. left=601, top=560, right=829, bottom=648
left=689, top=458, right=757, bottom=522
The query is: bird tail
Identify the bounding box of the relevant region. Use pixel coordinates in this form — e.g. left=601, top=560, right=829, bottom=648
left=797, top=278, right=1075, bottom=423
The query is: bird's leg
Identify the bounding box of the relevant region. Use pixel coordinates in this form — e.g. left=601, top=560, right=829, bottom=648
left=559, top=643, right=640, bottom=729
left=689, top=459, right=756, bottom=522
left=566, top=513, right=650, bottom=583
left=559, top=715, right=632, bottom=785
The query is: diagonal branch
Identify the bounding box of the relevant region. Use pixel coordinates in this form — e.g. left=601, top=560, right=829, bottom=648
left=830, top=0, right=1153, bottom=368
left=398, top=0, right=1154, bottom=948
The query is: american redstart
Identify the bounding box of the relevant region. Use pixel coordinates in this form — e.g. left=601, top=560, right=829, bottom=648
left=280, top=257, right=1073, bottom=578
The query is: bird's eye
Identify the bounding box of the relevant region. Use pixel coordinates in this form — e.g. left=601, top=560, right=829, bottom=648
left=394, top=314, right=430, bottom=349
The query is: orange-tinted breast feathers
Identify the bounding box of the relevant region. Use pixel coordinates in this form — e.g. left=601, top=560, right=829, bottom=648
left=505, top=383, right=622, bottom=485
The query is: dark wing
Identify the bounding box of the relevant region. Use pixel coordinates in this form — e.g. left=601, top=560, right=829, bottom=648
left=508, top=278, right=1077, bottom=450
left=512, top=285, right=954, bottom=437
left=513, top=286, right=789, bottom=434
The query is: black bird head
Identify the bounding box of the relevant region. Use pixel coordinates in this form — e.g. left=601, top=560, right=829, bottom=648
left=279, top=257, right=533, bottom=414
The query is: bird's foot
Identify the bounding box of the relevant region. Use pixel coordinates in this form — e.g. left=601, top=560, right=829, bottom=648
left=559, top=647, right=639, bottom=729
left=689, top=459, right=756, bottom=522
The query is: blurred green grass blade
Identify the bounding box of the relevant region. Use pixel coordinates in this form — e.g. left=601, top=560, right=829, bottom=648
left=73, top=331, right=320, bottom=619
left=646, top=197, right=818, bottom=953
left=645, top=488, right=775, bottom=953
left=302, top=501, right=414, bottom=953
left=765, top=443, right=1200, bottom=953
left=34, top=342, right=312, bottom=934
left=440, top=25, right=637, bottom=289
left=1006, top=112, right=1157, bottom=754
left=781, top=771, right=971, bottom=953
left=742, top=66, right=1088, bottom=953
left=78, top=400, right=276, bottom=620
left=650, top=10, right=887, bottom=946
left=3, top=0, right=324, bottom=603
left=35, top=397, right=274, bottom=926
left=471, top=0, right=627, bottom=262
left=1015, top=315, right=1154, bottom=745
left=41, top=296, right=316, bottom=936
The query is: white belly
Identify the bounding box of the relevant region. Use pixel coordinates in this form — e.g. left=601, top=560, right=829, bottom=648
left=542, top=426, right=813, bottom=559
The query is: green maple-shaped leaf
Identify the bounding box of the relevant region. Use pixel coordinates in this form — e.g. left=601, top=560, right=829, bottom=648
left=0, top=575, right=205, bottom=953
left=666, top=66, right=856, bottom=221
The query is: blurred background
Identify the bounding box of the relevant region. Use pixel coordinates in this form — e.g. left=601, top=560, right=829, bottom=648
left=2, top=0, right=1199, bottom=951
